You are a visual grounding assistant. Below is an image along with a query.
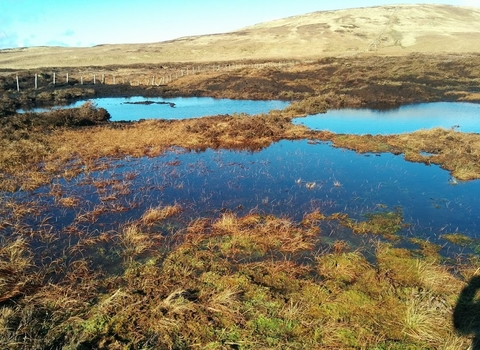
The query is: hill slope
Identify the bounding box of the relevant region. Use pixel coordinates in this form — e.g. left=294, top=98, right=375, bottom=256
left=1, top=4, right=480, bottom=69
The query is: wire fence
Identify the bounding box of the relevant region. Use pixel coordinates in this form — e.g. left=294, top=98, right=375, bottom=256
left=8, top=61, right=299, bottom=92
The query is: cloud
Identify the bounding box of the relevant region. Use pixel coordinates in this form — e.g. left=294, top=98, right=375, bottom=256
left=0, top=30, right=18, bottom=49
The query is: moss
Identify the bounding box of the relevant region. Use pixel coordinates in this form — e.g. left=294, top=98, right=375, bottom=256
left=335, top=208, right=405, bottom=240
left=2, top=53, right=480, bottom=348
left=441, top=233, right=480, bottom=255
left=0, top=213, right=473, bottom=348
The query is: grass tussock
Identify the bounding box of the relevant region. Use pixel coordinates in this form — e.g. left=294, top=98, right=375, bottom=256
left=342, top=208, right=406, bottom=240
left=3, top=112, right=480, bottom=193
left=3, top=54, right=480, bottom=192
left=327, top=127, right=480, bottom=181
left=0, top=239, right=36, bottom=303
left=141, top=203, right=183, bottom=225
left=0, top=212, right=475, bottom=349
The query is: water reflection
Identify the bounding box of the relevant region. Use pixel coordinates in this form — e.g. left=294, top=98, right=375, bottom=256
left=20, top=96, right=290, bottom=121
left=6, top=140, right=480, bottom=256
left=294, top=102, right=480, bottom=134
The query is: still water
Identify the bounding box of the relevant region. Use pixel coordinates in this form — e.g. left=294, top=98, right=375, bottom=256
left=23, top=96, right=290, bottom=121
left=9, top=100, right=480, bottom=256
left=22, top=99, right=480, bottom=134
left=9, top=140, right=480, bottom=255
left=293, top=102, right=480, bottom=134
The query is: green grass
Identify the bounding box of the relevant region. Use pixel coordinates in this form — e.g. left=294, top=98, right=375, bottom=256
left=0, top=212, right=474, bottom=349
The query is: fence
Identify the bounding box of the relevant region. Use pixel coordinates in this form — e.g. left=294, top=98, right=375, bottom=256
left=10, top=61, right=299, bottom=92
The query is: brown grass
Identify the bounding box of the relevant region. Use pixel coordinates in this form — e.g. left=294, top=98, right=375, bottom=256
left=141, top=203, right=183, bottom=225
left=0, top=209, right=476, bottom=349
left=327, top=128, right=480, bottom=181
left=3, top=111, right=480, bottom=193
left=2, top=5, right=480, bottom=70
left=2, top=53, right=480, bottom=192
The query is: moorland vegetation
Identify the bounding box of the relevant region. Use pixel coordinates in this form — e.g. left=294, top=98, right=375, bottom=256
left=1, top=52, right=480, bottom=348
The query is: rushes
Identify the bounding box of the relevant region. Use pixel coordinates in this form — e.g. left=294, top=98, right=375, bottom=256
left=0, top=212, right=474, bottom=349
left=141, top=203, right=183, bottom=225
left=2, top=108, right=480, bottom=193
left=120, top=225, right=159, bottom=261
left=0, top=238, right=36, bottom=303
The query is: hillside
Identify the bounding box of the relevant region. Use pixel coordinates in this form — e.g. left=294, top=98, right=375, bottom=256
left=1, top=4, right=480, bottom=69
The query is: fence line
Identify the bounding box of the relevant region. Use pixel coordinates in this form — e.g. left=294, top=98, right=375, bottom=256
left=9, top=60, right=299, bottom=91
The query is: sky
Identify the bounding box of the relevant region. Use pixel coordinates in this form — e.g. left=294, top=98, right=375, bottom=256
left=1, top=0, right=480, bottom=50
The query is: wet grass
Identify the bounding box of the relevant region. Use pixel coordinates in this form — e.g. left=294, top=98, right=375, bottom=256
left=2, top=53, right=480, bottom=348
left=0, top=210, right=476, bottom=349
left=327, top=128, right=480, bottom=181
left=339, top=208, right=406, bottom=241
left=2, top=109, right=480, bottom=193
left=442, top=233, right=480, bottom=255
left=2, top=53, right=480, bottom=191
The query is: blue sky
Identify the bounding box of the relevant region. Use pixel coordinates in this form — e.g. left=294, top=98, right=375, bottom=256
left=1, top=0, right=479, bottom=49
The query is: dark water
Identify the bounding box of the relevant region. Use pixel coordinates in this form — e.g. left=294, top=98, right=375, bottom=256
left=9, top=101, right=480, bottom=257
left=20, top=96, right=290, bottom=121
left=7, top=140, right=479, bottom=255
left=293, top=102, right=480, bottom=134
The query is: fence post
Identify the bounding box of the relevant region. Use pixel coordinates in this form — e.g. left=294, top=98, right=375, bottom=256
left=35, top=74, right=38, bottom=89
left=16, top=75, right=19, bottom=92
left=93, top=74, right=96, bottom=85
left=113, top=76, right=116, bottom=84
left=53, top=72, right=56, bottom=85
left=66, top=73, right=69, bottom=84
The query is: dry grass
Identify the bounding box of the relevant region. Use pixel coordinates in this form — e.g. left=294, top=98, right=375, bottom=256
left=141, top=203, right=183, bottom=225
left=0, top=51, right=479, bottom=348
left=0, top=211, right=475, bottom=349
left=2, top=5, right=480, bottom=69
left=2, top=54, right=480, bottom=192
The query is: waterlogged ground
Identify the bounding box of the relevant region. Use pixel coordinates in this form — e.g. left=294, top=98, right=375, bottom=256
left=20, top=97, right=291, bottom=121
left=294, top=102, right=480, bottom=134
left=4, top=140, right=480, bottom=256
left=4, top=54, right=480, bottom=349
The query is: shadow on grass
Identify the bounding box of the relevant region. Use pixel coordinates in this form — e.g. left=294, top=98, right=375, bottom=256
left=454, top=275, right=480, bottom=349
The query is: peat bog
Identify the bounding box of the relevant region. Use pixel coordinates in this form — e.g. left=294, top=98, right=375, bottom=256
left=1, top=54, right=480, bottom=349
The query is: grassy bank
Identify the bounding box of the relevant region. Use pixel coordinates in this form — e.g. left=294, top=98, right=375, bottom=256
left=2, top=54, right=480, bottom=113
left=1, top=108, right=480, bottom=192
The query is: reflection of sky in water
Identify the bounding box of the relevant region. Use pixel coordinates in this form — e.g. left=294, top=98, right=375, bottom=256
left=21, top=97, right=290, bottom=121
left=294, top=102, right=480, bottom=134
left=15, top=140, right=480, bottom=250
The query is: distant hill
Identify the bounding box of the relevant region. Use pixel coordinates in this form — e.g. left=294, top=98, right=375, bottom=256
left=2, top=4, right=480, bottom=69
